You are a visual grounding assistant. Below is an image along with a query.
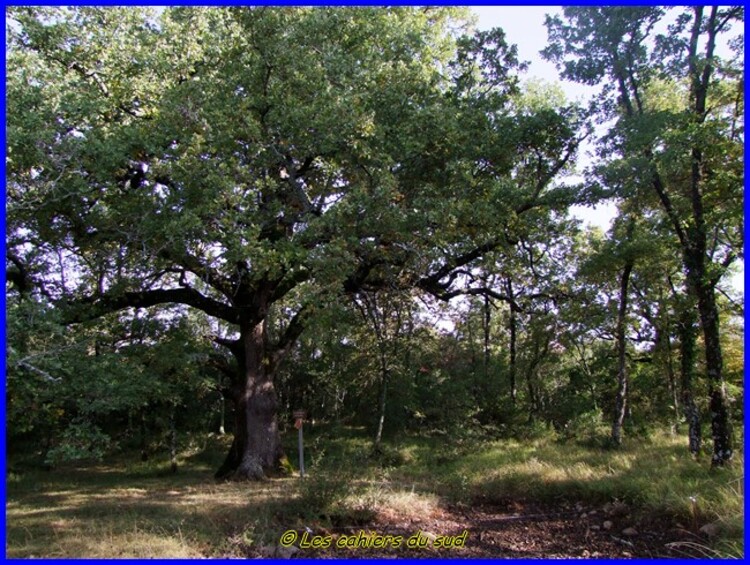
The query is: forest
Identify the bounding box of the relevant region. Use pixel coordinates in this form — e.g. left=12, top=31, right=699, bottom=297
left=5, top=6, right=744, bottom=558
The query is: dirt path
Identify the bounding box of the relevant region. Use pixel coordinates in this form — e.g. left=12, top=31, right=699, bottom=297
left=254, top=499, right=708, bottom=558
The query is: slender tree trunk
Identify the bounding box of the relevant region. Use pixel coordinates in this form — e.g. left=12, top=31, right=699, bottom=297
left=652, top=301, right=680, bottom=432
left=526, top=374, right=536, bottom=423
left=607, top=4, right=732, bottom=464
left=664, top=333, right=680, bottom=431
left=509, top=304, right=518, bottom=406
left=467, top=309, right=477, bottom=367
left=140, top=411, right=148, bottom=462
left=506, top=278, right=518, bottom=406
left=169, top=404, right=178, bottom=473
left=524, top=332, right=550, bottom=424
left=352, top=291, right=405, bottom=452
left=678, top=303, right=701, bottom=456
left=685, top=5, right=732, bottom=467
left=218, top=393, right=225, bottom=435
left=483, top=293, right=491, bottom=378
left=612, top=261, right=633, bottom=446
left=374, top=352, right=389, bottom=449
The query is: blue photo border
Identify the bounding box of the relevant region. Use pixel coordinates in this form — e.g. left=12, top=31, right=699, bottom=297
left=1, top=2, right=746, bottom=563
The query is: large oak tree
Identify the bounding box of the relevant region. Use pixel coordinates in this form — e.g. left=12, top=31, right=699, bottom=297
left=7, top=7, right=583, bottom=478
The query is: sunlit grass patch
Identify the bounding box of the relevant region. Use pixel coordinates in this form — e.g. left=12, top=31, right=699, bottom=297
left=412, top=430, right=743, bottom=550
left=6, top=427, right=743, bottom=557
left=5, top=441, right=296, bottom=558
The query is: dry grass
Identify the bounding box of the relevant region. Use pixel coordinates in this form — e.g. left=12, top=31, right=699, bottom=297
left=6, top=428, right=744, bottom=558
left=6, top=453, right=294, bottom=558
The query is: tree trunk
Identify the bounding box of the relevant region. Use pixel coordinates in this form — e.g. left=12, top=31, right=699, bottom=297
left=509, top=303, right=518, bottom=406
left=524, top=332, right=550, bottom=424
left=651, top=298, right=680, bottom=430
left=525, top=365, right=537, bottom=424
left=684, top=6, right=732, bottom=467
left=374, top=353, right=389, bottom=449
left=694, top=279, right=733, bottom=466
left=140, top=411, right=148, bottom=462
left=663, top=332, right=680, bottom=431
left=215, top=320, right=285, bottom=480
left=678, top=303, right=701, bottom=456
left=611, top=261, right=633, bottom=447
left=169, top=405, right=178, bottom=473
left=218, top=393, right=225, bottom=435
left=483, top=293, right=491, bottom=378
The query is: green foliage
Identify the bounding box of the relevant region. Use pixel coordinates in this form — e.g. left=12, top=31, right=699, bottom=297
left=560, top=409, right=608, bottom=445
left=4, top=6, right=743, bottom=489
left=44, top=420, right=112, bottom=465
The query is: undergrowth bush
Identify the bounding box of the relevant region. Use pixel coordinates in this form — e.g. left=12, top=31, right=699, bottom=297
left=45, top=421, right=111, bottom=465
left=561, top=409, right=608, bottom=445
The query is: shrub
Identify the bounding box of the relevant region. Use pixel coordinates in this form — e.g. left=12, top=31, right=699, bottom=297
left=45, top=421, right=112, bottom=465
left=562, top=409, right=608, bottom=444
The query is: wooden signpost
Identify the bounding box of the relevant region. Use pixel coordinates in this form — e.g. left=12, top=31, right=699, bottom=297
left=293, top=410, right=307, bottom=477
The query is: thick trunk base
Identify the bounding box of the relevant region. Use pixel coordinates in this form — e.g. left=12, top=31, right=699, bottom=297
left=214, top=382, right=287, bottom=481
left=214, top=319, right=291, bottom=481
left=215, top=434, right=286, bottom=481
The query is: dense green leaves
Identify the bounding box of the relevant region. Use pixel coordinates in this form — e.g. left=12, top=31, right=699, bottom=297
left=6, top=7, right=742, bottom=470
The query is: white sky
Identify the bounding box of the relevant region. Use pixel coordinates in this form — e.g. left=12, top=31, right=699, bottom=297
left=473, top=6, right=611, bottom=231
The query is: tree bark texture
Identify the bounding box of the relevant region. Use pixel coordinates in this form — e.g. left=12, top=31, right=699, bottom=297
left=611, top=261, right=633, bottom=447
left=506, top=279, right=518, bottom=406
left=374, top=354, right=389, bottom=448
left=678, top=303, right=701, bottom=456
left=683, top=5, right=732, bottom=465
left=215, top=320, right=285, bottom=480
left=169, top=405, right=178, bottom=473
left=692, top=276, right=733, bottom=465
left=483, top=293, right=491, bottom=378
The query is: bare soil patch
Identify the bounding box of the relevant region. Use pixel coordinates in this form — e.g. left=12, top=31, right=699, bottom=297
left=253, top=499, right=708, bottom=558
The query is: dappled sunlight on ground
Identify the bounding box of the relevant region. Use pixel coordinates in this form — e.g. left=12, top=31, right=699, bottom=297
left=6, top=459, right=296, bottom=558
left=6, top=430, right=743, bottom=558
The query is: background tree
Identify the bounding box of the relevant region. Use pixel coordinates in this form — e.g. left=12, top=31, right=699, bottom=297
left=544, top=6, right=743, bottom=465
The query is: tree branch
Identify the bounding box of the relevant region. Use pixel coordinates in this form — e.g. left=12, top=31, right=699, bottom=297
left=417, top=238, right=502, bottom=296
left=62, top=286, right=238, bottom=325
left=270, top=304, right=310, bottom=370
left=157, top=248, right=233, bottom=299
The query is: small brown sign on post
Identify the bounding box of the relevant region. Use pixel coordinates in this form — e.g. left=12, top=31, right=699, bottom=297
left=293, top=409, right=307, bottom=478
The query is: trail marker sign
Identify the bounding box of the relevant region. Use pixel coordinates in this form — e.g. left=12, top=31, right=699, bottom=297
left=293, top=410, right=307, bottom=477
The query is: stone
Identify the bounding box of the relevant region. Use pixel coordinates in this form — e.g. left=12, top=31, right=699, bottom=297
left=590, top=525, right=601, bottom=531
left=699, top=522, right=721, bottom=538
left=611, top=501, right=629, bottom=517
left=602, top=520, right=614, bottom=531
left=621, top=527, right=638, bottom=536
left=258, top=545, right=277, bottom=558
left=278, top=545, right=300, bottom=558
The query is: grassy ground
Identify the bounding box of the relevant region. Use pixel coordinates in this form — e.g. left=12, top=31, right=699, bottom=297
left=6, top=426, right=744, bottom=558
